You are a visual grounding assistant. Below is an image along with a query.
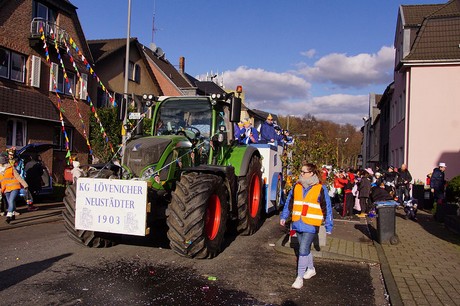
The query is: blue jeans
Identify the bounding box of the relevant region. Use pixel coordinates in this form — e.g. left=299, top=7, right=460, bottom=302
left=6, top=189, right=20, bottom=213
left=297, top=231, right=317, bottom=256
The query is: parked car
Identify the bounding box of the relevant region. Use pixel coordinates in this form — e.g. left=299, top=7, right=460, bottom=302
left=17, top=143, right=55, bottom=198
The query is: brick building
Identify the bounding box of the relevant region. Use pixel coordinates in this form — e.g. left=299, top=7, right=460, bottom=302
left=0, top=0, right=97, bottom=183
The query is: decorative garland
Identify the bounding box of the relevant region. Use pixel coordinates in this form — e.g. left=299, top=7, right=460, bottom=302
left=60, top=36, right=93, bottom=156
left=67, top=36, right=115, bottom=154
left=68, top=37, right=115, bottom=106
left=40, top=27, right=117, bottom=162
left=39, top=26, right=72, bottom=162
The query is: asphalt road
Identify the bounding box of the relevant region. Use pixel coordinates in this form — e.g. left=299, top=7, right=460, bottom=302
left=0, top=215, right=386, bottom=305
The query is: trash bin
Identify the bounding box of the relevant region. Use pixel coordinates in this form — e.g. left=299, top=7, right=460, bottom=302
left=375, top=200, right=399, bottom=245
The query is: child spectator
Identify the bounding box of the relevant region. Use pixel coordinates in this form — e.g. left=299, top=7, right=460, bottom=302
left=403, top=198, right=418, bottom=221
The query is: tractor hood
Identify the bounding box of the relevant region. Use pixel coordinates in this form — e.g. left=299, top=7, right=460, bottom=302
left=124, top=136, right=179, bottom=177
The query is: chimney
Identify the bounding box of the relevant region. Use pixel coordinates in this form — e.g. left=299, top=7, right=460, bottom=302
left=179, top=56, right=185, bottom=74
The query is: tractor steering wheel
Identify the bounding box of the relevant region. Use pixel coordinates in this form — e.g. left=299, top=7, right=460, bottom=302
left=176, top=126, right=200, bottom=140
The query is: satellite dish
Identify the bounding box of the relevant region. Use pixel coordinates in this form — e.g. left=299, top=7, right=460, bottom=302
left=156, top=47, right=165, bottom=58
left=149, top=42, right=158, bottom=53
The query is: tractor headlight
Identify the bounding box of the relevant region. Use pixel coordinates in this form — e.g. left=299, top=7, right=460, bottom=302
left=121, top=168, right=132, bottom=180
left=141, top=166, right=157, bottom=180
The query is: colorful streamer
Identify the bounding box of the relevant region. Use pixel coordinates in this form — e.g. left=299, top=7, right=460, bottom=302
left=39, top=26, right=72, bottom=163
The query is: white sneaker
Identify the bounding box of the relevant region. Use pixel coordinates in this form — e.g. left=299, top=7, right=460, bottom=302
left=291, top=276, right=303, bottom=289
left=303, top=268, right=316, bottom=279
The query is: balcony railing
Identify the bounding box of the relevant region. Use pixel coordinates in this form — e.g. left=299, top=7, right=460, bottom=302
left=30, top=18, right=69, bottom=46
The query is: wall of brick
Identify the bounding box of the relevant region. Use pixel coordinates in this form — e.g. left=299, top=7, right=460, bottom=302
left=0, top=0, right=100, bottom=184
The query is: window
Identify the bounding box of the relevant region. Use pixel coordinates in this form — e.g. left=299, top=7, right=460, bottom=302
left=128, top=61, right=134, bottom=81
left=134, top=64, right=141, bottom=83
left=124, top=60, right=140, bottom=82
left=0, top=49, right=9, bottom=78
left=49, top=63, right=76, bottom=95
left=0, top=48, right=25, bottom=83
left=64, top=71, right=76, bottom=95
left=53, top=126, right=73, bottom=151
left=33, top=1, right=55, bottom=23
left=6, top=119, right=27, bottom=148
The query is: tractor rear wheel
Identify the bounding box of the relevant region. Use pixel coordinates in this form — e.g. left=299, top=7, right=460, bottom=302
left=237, top=155, right=263, bottom=235
left=167, top=172, right=228, bottom=259
left=62, top=183, right=117, bottom=248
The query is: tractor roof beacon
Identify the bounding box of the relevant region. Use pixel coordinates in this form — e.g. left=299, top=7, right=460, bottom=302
left=63, top=90, right=284, bottom=259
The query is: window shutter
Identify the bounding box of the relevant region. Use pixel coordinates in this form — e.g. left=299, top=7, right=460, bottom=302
left=30, top=55, right=41, bottom=88
left=49, top=62, right=58, bottom=91
left=80, top=73, right=88, bottom=101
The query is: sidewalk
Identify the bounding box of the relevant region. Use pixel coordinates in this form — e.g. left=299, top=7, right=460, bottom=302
left=275, top=209, right=460, bottom=306
left=378, top=209, right=460, bottom=305
left=0, top=201, right=64, bottom=231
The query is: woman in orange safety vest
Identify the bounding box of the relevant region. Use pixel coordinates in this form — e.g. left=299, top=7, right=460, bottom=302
left=280, top=163, right=333, bottom=289
left=0, top=154, right=28, bottom=224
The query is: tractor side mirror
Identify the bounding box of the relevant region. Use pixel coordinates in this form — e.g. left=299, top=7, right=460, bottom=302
left=230, top=97, right=241, bottom=122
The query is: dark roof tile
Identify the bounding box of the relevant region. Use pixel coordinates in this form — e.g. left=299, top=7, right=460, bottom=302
left=0, top=85, right=61, bottom=122
left=88, top=38, right=137, bottom=62
left=405, top=1, right=460, bottom=61
left=142, top=47, right=192, bottom=89
left=401, top=4, right=445, bottom=26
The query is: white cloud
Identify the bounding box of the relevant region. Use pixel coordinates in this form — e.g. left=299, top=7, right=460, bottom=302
left=297, top=46, right=395, bottom=88
left=223, top=66, right=311, bottom=102
left=300, top=49, right=316, bottom=58
left=230, top=93, right=368, bottom=127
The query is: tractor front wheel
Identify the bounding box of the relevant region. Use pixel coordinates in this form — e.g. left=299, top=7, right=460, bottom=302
left=62, top=184, right=117, bottom=248
left=167, top=172, right=229, bottom=259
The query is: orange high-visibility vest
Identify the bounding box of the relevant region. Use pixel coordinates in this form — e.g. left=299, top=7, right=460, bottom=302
left=292, top=183, right=323, bottom=226
left=0, top=167, right=21, bottom=193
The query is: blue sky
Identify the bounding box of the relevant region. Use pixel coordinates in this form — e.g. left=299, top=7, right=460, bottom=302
left=72, top=0, right=446, bottom=126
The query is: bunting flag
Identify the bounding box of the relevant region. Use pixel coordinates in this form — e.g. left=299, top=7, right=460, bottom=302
left=40, top=27, right=120, bottom=162
left=68, top=36, right=115, bottom=106
left=62, top=38, right=93, bottom=156
left=62, top=36, right=115, bottom=154
left=39, top=26, right=72, bottom=164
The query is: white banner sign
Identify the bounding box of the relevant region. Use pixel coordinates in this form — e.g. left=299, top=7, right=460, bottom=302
left=75, top=178, right=148, bottom=236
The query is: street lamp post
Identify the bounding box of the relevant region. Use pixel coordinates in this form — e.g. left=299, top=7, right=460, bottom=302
left=335, top=138, right=341, bottom=168
left=286, top=115, right=295, bottom=131
left=336, top=137, right=349, bottom=168
left=121, top=0, right=132, bottom=163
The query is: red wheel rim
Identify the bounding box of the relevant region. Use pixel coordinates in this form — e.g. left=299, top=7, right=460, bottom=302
left=249, top=174, right=261, bottom=218
left=206, top=194, right=221, bottom=240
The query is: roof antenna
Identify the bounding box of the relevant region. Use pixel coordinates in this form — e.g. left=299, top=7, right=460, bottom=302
left=151, top=0, right=156, bottom=43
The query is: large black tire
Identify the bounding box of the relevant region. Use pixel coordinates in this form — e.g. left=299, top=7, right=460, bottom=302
left=167, top=172, right=228, bottom=259
left=237, top=155, right=263, bottom=235
left=62, top=182, right=117, bottom=248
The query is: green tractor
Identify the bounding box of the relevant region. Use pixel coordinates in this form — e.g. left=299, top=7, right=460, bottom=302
left=63, top=93, right=264, bottom=258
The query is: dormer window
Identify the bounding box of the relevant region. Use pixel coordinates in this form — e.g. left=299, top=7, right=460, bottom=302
left=33, top=1, right=56, bottom=23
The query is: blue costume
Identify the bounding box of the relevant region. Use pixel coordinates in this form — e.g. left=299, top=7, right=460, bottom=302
left=260, top=121, right=283, bottom=143
left=241, top=126, right=259, bottom=144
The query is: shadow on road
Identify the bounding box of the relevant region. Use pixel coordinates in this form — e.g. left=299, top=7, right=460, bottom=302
left=0, top=253, right=72, bottom=291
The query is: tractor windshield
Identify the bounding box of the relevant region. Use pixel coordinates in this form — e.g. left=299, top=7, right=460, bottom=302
left=155, top=98, right=212, bottom=139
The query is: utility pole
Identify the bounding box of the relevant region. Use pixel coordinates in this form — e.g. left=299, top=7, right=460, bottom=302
left=335, top=138, right=341, bottom=168
left=121, top=0, right=132, bottom=162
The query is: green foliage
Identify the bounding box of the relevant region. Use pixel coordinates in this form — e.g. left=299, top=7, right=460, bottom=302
left=279, top=114, right=362, bottom=172
left=89, top=107, right=153, bottom=163
left=89, top=107, right=122, bottom=163
left=446, top=175, right=460, bottom=203
left=143, top=117, right=152, bottom=135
